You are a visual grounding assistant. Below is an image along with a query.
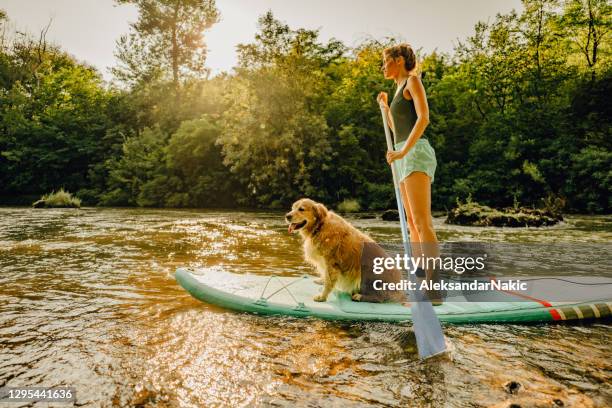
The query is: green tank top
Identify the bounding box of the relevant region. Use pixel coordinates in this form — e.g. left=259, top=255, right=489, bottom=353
left=389, top=80, right=422, bottom=144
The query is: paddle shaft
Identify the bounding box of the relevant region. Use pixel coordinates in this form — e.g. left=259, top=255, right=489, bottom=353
left=379, top=106, right=410, bottom=245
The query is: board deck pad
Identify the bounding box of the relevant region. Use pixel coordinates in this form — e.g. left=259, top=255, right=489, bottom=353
left=175, top=267, right=612, bottom=324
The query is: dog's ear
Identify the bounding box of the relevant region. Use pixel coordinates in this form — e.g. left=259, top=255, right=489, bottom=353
left=314, top=203, right=328, bottom=220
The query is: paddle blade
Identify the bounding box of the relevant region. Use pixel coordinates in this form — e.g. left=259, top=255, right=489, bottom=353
left=410, top=288, right=447, bottom=359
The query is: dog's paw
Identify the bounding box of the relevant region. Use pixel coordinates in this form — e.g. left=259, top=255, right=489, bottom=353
left=313, top=278, right=324, bottom=285
left=351, top=293, right=362, bottom=302
left=313, top=294, right=327, bottom=302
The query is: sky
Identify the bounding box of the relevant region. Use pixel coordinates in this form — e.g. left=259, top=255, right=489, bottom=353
left=2, top=0, right=524, bottom=81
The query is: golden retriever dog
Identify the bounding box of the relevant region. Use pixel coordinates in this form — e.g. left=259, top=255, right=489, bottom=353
left=286, top=198, right=406, bottom=303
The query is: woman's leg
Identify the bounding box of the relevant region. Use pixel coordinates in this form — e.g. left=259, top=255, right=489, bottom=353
left=399, top=181, right=423, bottom=269
left=402, top=172, right=437, bottom=247
left=402, top=172, right=442, bottom=304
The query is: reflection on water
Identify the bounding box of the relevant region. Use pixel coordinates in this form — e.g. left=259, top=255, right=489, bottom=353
left=0, top=208, right=610, bottom=407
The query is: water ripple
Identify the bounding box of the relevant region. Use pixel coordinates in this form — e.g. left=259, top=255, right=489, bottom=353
left=0, top=208, right=610, bottom=406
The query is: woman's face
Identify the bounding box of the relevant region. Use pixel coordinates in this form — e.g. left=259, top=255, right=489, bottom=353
left=382, top=54, right=402, bottom=79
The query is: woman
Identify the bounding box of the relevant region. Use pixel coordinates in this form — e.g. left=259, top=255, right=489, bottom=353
left=377, top=43, right=441, bottom=304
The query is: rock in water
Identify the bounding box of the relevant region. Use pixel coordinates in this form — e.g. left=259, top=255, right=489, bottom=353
left=382, top=209, right=399, bottom=221
left=446, top=201, right=562, bottom=227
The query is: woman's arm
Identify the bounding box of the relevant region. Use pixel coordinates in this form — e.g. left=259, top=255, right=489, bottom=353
left=398, top=75, right=430, bottom=155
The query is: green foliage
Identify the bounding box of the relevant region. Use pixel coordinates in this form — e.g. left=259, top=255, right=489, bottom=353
left=337, top=199, right=360, bottom=213
left=1, top=3, right=610, bottom=213
left=99, top=117, right=236, bottom=207
left=559, top=0, right=611, bottom=75
left=113, top=0, right=220, bottom=86
left=566, top=146, right=612, bottom=213
left=217, top=14, right=342, bottom=207
left=363, top=182, right=396, bottom=211
left=35, top=188, right=81, bottom=208
left=165, top=116, right=235, bottom=206
left=541, top=192, right=566, bottom=215
left=99, top=127, right=167, bottom=206
left=0, top=28, right=114, bottom=198
left=422, top=0, right=610, bottom=213
left=323, top=40, right=399, bottom=204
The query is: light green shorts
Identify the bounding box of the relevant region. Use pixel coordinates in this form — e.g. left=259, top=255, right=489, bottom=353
left=393, top=138, right=437, bottom=184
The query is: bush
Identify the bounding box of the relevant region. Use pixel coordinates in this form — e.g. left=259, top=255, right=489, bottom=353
left=337, top=199, right=361, bottom=213
left=566, top=146, right=612, bottom=213
left=363, top=182, right=395, bottom=210
left=99, top=127, right=167, bottom=206
left=33, top=188, right=81, bottom=208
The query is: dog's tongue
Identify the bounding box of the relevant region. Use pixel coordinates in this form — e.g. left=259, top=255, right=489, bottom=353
left=288, top=223, right=294, bottom=233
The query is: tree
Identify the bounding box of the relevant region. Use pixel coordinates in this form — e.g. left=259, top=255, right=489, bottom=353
left=560, top=0, right=611, bottom=79
left=217, top=13, right=344, bottom=207
left=113, top=0, right=219, bottom=87
left=99, top=126, right=167, bottom=206
left=0, top=25, right=113, bottom=199
left=324, top=40, right=398, bottom=208
left=165, top=116, right=236, bottom=206
left=2, top=3, right=609, bottom=214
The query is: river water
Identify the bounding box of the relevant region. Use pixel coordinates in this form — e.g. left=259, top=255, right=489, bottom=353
left=0, top=208, right=610, bottom=407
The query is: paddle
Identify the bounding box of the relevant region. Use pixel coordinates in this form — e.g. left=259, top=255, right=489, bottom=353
left=379, top=101, right=447, bottom=359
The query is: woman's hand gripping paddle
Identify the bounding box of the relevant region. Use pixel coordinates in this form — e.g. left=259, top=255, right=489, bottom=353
left=379, top=102, right=447, bottom=359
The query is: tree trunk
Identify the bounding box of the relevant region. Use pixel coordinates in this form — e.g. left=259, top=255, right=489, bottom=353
left=171, top=1, right=180, bottom=89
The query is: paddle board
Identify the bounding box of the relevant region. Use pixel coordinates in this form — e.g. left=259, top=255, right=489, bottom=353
left=175, top=267, right=612, bottom=324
